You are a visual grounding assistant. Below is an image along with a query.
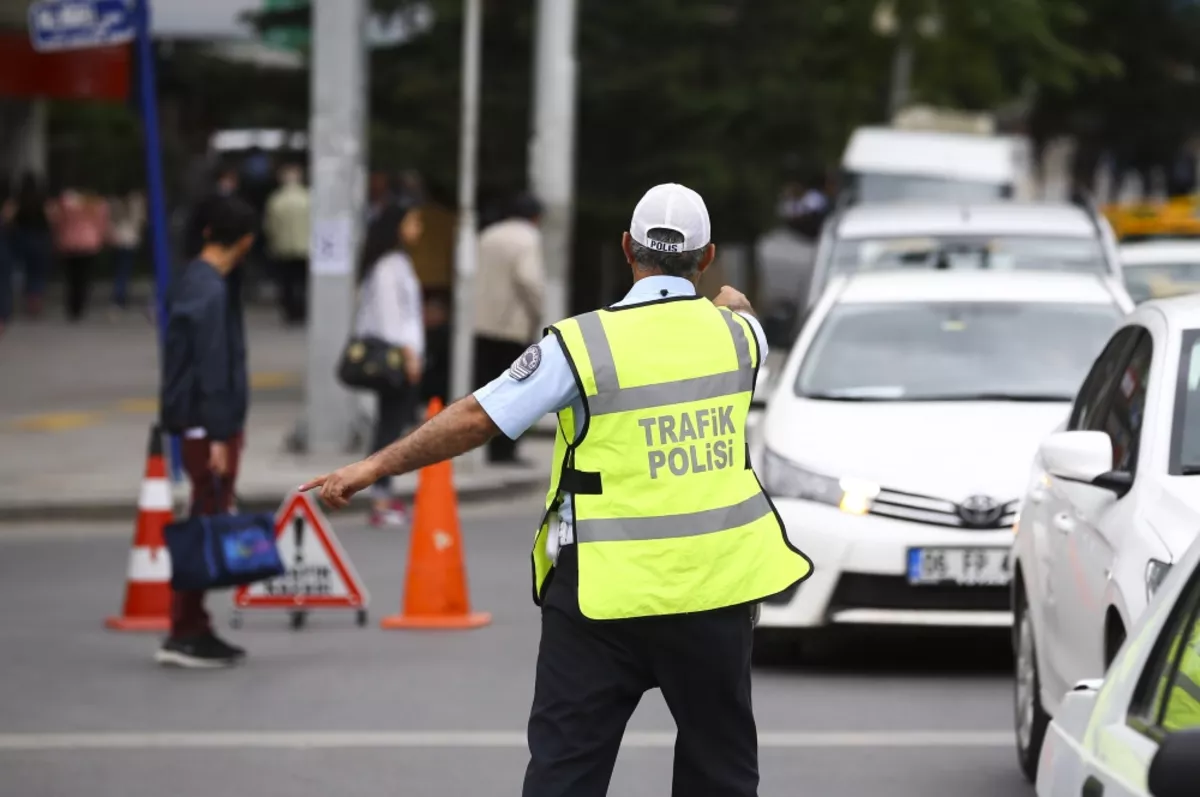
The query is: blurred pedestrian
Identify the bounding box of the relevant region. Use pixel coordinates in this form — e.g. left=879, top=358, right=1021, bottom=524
left=420, top=291, right=451, bottom=406
left=0, top=181, right=13, bottom=337
left=185, top=164, right=240, bottom=259
left=354, top=200, right=426, bottom=528
left=472, top=192, right=544, bottom=464
left=47, top=182, right=109, bottom=322
left=366, top=171, right=393, bottom=224
left=107, top=186, right=146, bottom=315
left=156, top=196, right=257, bottom=668
left=264, top=163, right=311, bottom=325
left=8, top=172, right=52, bottom=319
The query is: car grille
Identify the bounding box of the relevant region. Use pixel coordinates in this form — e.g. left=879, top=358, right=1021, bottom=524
left=870, top=488, right=1018, bottom=530
left=829, top=573, right=1010, bottom=613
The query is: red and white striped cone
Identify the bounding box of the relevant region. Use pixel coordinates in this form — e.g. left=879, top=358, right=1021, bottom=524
left=105, top=426, right=175, bottom=632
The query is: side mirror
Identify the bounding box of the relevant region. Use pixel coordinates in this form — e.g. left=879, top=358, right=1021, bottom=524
left=1039, top=431, right=1132, bottom=497
left=1148, top=728, right=1200, bottom=797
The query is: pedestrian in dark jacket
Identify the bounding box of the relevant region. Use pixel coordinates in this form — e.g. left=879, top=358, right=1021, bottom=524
left=157, top=196, right=256, bottom=668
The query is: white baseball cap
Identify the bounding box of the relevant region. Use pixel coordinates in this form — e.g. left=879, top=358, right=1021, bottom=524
left=629, top=183, right=711, bottom=253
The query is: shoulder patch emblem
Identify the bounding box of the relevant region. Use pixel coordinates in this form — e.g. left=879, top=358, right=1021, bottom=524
left=509, top=345, right=542, bottom=381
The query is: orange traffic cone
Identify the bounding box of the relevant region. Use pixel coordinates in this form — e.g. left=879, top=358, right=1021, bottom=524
left=105, top=426, right=174, bottom=632
left=381, top=398, right=492, bottom=630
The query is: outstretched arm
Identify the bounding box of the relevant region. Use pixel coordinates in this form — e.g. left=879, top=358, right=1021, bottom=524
left=369, top=395, right=499, bottom=477
left=300, top=395, right=500, bottom=509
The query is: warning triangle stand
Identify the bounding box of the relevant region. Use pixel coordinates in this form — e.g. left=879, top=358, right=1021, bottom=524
left=231, top=491, right=369, bottom=630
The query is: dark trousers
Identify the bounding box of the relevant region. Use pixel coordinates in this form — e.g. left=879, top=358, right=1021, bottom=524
left=61, top=253, right=97, bottom=321
left=111, top=246, right=136, bottom=308
left=473, top=335, right=528, bottom=462
left=275, top=256, right=308, bottom=324
left=523, top=547, right=759, bottom=797
left=172, top=432, right=243, bottom=637
left=371, top=387, right=415, bottom=495
left=0, top=233, right=13, bottom=324
left=11, top=230, right=50, bottom=310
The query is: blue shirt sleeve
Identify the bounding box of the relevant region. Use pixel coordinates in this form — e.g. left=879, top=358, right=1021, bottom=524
left=473, top=334, right=579, bottom=440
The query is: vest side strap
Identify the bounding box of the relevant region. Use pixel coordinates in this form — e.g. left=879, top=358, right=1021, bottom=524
left=560, top=467, right=604, bottom=495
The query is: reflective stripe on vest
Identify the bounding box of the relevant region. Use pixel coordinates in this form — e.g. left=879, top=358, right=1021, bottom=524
left=1163, top=637, right=1200, bottom=732
left=531, top=297, right=813, bottom=620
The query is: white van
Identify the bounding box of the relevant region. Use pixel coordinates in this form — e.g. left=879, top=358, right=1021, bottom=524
left=840, top=126, right=1033, bottom=203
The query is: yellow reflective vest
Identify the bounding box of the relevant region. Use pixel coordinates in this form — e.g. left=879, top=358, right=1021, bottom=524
left=1162, top=623, right=1200, bottom=732
left=531, top=296, right=813, bottom=620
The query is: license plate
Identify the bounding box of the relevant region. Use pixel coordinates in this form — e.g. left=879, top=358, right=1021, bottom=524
left=907, top=547, right=1011, bottom=586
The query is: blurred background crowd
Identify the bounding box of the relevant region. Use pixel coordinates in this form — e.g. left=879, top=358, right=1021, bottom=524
left=2, top=0, right=1200, bottom=349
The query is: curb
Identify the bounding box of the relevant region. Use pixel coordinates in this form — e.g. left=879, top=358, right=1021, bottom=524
left=0, top=471, right=547, bottom=523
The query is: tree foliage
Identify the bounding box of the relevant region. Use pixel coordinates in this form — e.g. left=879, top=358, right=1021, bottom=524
left=49, top=0, right=1200, bottom=300
left=1029, top=0, right=1200, bottom=187
left=355, top=0, right=1120, bottom=239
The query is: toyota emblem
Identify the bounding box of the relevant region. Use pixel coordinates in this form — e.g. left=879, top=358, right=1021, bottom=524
left=958, top=494, right=1003, bottom=528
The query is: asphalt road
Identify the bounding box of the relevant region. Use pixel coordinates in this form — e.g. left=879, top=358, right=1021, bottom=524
left=0, top=492, right=1032, bottom=797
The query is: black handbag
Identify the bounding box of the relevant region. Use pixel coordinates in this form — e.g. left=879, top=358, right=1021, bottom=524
left=336, top=335, right=409, bottom=392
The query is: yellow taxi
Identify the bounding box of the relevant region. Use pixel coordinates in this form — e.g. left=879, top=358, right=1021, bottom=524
left=1104, top=196, right=1200, bottom=242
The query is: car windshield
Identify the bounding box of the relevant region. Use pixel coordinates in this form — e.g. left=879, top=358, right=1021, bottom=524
left=831, top=235, right=1108, bottom=277
left=795, top=301, right=1123, bottom=401
left=1172, top=330, right=1200, bottom=474
left=850, top=172, right=1007, bottom=203
left=1123, top=262, right=1200, bottom=303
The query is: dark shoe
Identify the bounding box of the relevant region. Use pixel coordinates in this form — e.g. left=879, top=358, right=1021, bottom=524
left=203, top=632, right=247, bottom=661
left=154, top=634, right=241, bottom=668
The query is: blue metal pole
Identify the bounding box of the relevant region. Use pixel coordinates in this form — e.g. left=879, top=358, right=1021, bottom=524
left=133, top=0, right=182, bottom=482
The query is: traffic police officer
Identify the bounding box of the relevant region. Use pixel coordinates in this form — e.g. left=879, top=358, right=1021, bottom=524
left=303, top=183, right=813, bottom=797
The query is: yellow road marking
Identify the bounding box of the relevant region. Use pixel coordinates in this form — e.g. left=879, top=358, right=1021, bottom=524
left=11, top=412, right=105, bottom=432
left=250, top=371, right=301, bottom=390
left=3, top=371, right=300, bottom=433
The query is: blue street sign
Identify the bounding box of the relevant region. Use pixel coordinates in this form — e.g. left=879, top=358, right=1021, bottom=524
left=28, top=0, right=136, bottom=53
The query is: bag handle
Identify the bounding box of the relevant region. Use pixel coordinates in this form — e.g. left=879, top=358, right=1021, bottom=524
left=190, top=474, right=235, bottom=518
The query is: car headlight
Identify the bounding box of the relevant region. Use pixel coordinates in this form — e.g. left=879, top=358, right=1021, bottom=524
left=1146, top=559, right=1172, bottom=601
left=762, top=449, right=880, bottom=515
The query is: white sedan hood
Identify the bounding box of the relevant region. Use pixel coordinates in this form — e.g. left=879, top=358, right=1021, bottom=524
left=762, top=398, right=1071, bottom=502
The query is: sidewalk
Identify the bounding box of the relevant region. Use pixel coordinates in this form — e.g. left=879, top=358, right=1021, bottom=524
left=0, top=302, right=552, bottom=520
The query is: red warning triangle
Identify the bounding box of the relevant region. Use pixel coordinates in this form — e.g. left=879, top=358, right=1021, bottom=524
left=234, top=492, right=369, bottom=610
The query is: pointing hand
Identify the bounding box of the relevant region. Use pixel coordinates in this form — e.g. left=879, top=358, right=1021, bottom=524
left=299, top=460, right=381, bottom=510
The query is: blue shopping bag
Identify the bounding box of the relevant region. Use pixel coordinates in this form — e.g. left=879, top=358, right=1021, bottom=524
left=165, top=509, right=285, bottom=592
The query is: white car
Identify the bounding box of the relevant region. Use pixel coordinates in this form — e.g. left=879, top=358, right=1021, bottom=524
left=1013, top=295, right=1200, bottom=780
left=752, top=270, right=1132, bottom=650
left=1034, top=532, right=1200, bottom=797
left=802, top=200, right=1124, bottom=313
left=1119, top=240, right=1200, bottom=304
